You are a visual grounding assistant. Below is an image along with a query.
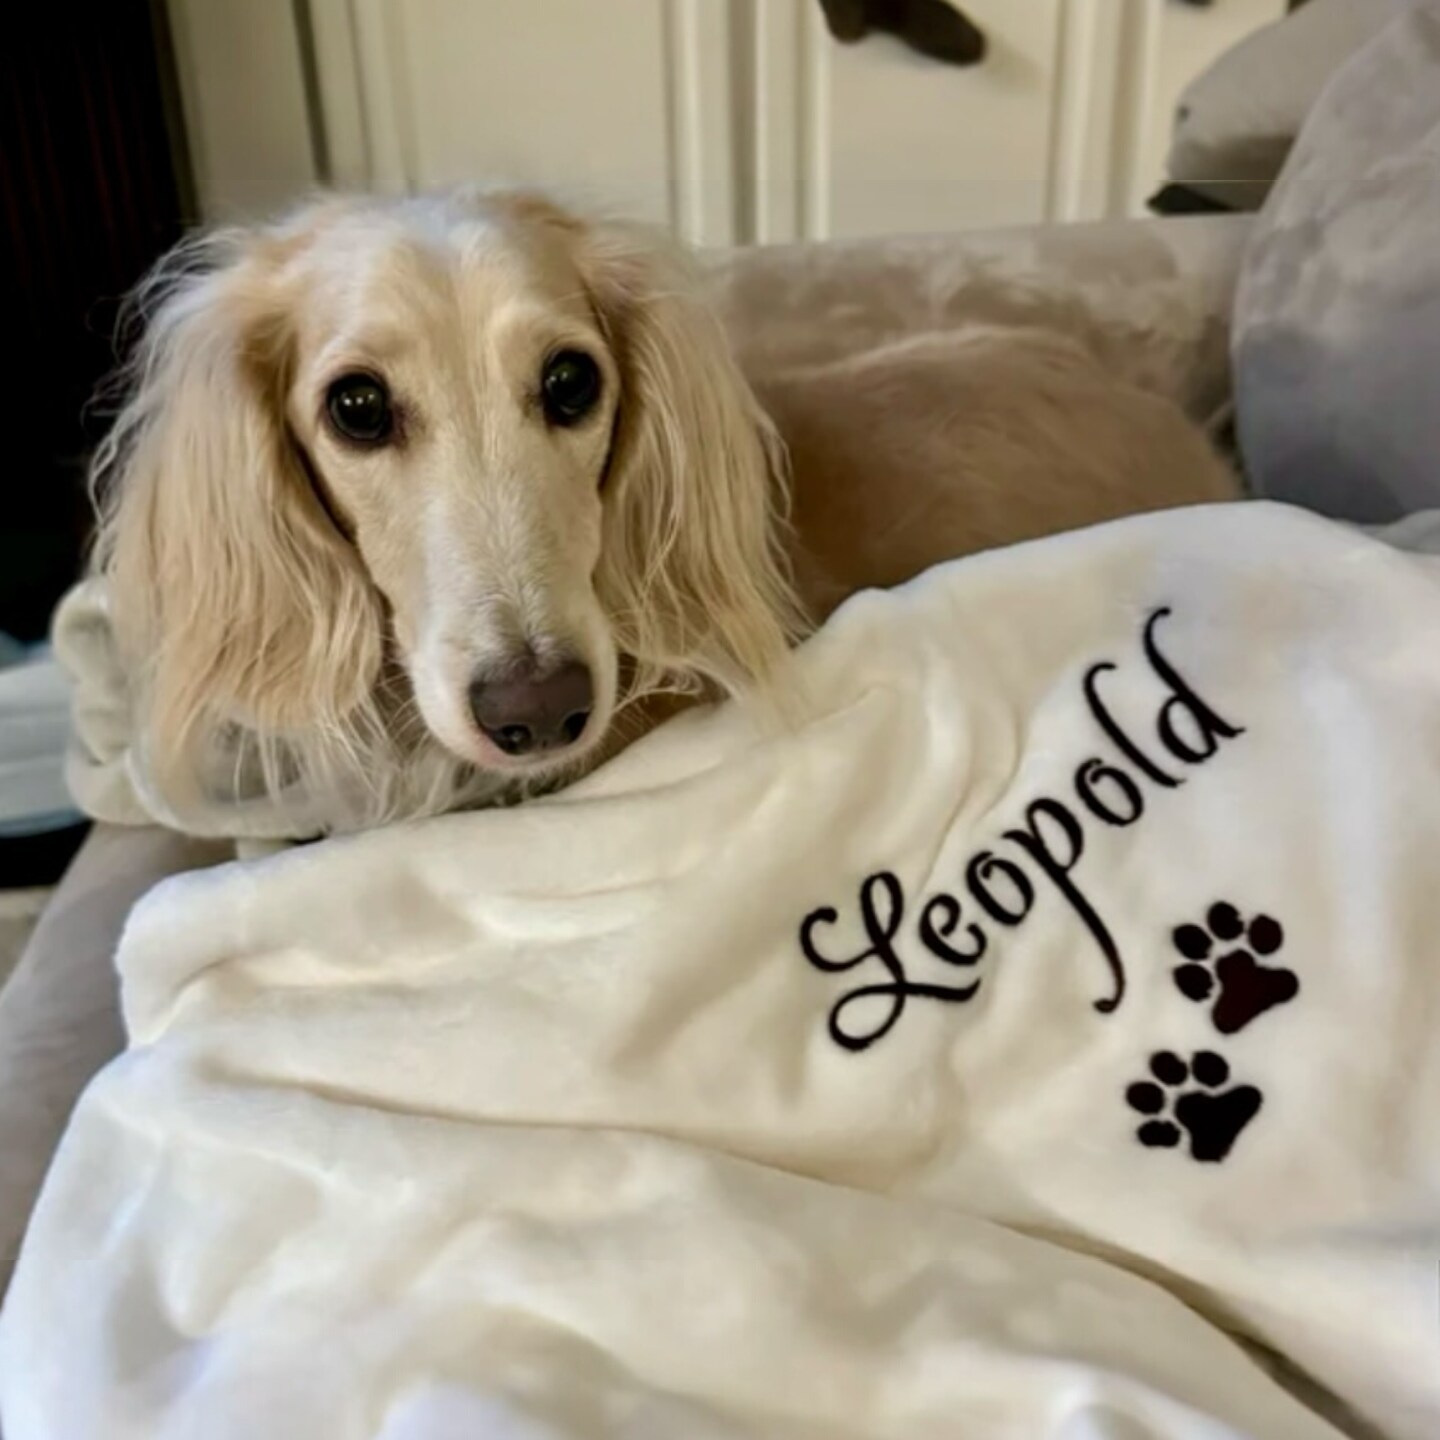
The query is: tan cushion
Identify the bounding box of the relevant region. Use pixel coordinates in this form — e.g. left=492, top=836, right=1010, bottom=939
left=709, top=214, right=1252, bottom=426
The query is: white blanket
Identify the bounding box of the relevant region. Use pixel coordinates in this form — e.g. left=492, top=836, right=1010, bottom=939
left=4, top=503, right=1439, bottom=1440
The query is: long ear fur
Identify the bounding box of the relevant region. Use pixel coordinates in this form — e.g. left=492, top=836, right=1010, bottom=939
left=576, top=221, right=808, bottom=707
left=90, top=227, right=386, bottom=817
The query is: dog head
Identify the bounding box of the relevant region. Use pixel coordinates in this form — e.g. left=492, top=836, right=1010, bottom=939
left=93, top=190, right=802, bottom=826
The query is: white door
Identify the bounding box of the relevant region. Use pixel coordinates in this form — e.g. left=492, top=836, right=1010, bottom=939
left=749, top=0, right=1066, bottom=243
left=167, top=0, right=1294, bottom=239
left=310, top=0, right=738, bottom=246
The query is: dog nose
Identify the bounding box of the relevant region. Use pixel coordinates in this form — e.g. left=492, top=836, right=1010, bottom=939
left=468, top=659, right=594, bottom=758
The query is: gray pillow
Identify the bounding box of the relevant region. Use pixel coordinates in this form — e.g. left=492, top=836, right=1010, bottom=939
left=1167, top=0, right=1401, bottom=189
left=1233, top=1, right=1440, bottom=523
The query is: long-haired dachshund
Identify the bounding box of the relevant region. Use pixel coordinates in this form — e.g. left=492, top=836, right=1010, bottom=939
left=90, top=188, right=1235, bottom=835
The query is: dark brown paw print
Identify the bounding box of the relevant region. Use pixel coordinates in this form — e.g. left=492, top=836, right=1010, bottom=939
left=1126, top=1049, right=1263, bottom=1163
left=1171, top=901, right=1298, bottom=1035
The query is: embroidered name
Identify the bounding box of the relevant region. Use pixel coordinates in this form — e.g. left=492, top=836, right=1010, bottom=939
left=799, top=607, right=1244, bottom=1051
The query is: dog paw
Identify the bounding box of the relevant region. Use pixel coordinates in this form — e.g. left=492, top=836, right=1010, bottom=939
left=1126, top=1049, right=1262, bottom=1163
left=1171, top=901, right=1298, bottom=1034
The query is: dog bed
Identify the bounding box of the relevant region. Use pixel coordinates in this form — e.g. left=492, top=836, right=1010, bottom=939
left=0, top=212, right=1255, bottom=1328
left=3, top=501, right=1437, bottom=1440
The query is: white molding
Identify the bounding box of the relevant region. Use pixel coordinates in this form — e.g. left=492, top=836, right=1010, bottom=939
left=349, top=0, right=413, bottom=192
left=306, top=0, right=370, bottom=188
left=165, top=0, right=317, bottom=218
left=750, top=0, right=831, bottom=244
left=663, top=0, right=738, bottom=246
left=751, top=0, right=802, bottom=244
left=1047, top=0, right=1125, bottom=222
left=797, top=0, right=831, bottom=243
left=1110, top=0, right=1163, bottom=216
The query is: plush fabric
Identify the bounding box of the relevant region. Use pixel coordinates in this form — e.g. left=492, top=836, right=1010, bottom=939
left=1234, top=2, right=1440, bottom=521
left=4, top=503, right=1440, bottom=1440
left=709, top=215, right=1251, bottom=428
left=46, top=582, right=153, bottom=834
left=1166, top=0, right=1404, bottom=189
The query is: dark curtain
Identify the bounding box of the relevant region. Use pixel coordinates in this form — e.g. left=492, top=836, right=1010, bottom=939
left=0, top=1, right=191, bottom=642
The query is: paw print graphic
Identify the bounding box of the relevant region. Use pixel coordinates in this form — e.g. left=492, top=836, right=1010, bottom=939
left=1126, top=1050, right=1262, bottom=1163
left=1171, top=901, right=1299, bottom=1034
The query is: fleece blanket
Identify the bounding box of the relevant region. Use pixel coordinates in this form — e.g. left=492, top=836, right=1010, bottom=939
left=3, top=502, right=1440, bottom=1440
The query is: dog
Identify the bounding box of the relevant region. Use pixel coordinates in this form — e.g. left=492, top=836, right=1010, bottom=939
left=89, top=187, right=1236, bottom=836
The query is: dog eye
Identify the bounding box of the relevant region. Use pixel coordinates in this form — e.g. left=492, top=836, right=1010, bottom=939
left=540, top=350, right=601, bottom=427
left=325, top=373, right=394, bottom=445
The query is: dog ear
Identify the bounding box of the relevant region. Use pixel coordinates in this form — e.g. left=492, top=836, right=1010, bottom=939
left=91, top=228, right=385, bottom=805
left=575, top=221, right=807, bottom=705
